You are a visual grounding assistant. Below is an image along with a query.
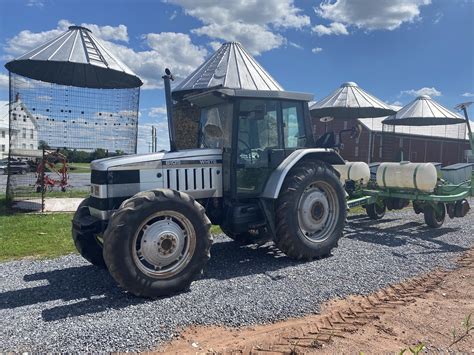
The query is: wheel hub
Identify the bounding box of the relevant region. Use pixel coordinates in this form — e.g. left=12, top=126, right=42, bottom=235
left=311, top=201, right=325, bottom=220
left=298, top=187, right=330, bottom=235
left=140, top=219, right=185, bottom=268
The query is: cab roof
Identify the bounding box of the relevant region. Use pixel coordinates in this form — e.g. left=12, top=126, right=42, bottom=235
left=184, top=88, right=314, bottom=107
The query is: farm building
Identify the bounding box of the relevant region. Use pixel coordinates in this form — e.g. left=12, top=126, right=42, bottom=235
left=0, top=103, right=7, bottom=159
left=310, top=83, right=472, bottom=165
left=310, top=113, right=472, bottom=165
left=0, top=97, right=39, bottom=159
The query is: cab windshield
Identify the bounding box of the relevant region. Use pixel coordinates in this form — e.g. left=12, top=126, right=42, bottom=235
left=198, top=103, right=233, bottom=149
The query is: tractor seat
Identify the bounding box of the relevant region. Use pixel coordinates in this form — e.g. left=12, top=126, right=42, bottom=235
left=314, top=132, right=337, bottom=148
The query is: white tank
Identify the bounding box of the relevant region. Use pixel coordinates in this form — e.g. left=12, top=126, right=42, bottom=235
left=333, top=162, right=371, bottom=185
left=376, top=162, right=438, bottom=192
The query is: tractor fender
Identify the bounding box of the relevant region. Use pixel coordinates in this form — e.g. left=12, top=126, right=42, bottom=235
left=261, top=148, right=344, bottom=199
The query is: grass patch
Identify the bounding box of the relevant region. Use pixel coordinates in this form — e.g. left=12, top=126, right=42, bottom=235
left=210, top=225, right=222, bottom=234
left=44, top=190, right=90, bottom=198
left=0, top=209, right=75, bottom=262
left=349, top=205, right=366, bottom=215
left=10, top=189, right=89, bottom=199
left=0, top=197, right=368, bottom=262
left=0, top=198, right=75, bottom=261
left=68, top=162, right=91, bottom=173
left=0, top=196, right=222, bottom=262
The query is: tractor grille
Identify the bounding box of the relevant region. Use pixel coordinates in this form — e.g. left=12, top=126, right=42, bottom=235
left=164, top=167, right=220, bottom=194
left=88, top=165, right=222, bottom=220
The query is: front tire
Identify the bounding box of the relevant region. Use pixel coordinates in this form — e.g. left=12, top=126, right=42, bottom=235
left=103, top=189, right=212, bottom=298
left=72, top=198, right=106, bottom=268
left=274, top=161, right=346, bottom=260
left=424, top=202, right=445, bottom=228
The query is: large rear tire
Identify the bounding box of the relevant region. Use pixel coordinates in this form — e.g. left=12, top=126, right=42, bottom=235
left=103, top=189, right=212, bottom=298
left=72, top=198, right=106, bottom=268
left=274, top=160, right=346, bottom=260
left=424, top=202, right=445, bottom=228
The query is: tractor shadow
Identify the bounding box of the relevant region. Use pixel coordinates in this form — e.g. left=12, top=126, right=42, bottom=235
left=0, top=239, right=306, bottom=322
left=0, top=239, right=303, bottom=322
left=345, top=213, right=466, bottom=256
left=0, top=214, right=467, bottom=322
left=0, top=265, right=148, bottom=322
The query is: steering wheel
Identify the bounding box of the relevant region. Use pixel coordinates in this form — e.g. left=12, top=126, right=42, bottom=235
left=238, top=139, right=253, bottom=164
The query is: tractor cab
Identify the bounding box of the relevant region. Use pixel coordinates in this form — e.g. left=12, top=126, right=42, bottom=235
left=178, top=88, right=318, bottom=197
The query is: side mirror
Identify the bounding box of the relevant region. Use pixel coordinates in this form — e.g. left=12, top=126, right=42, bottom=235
left=350, top=124, right=362, bottom=139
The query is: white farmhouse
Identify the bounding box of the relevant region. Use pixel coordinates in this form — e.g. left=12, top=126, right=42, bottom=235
left=0, top=101, right=9, bottom=159
left=0, top=96, right=39, bottom=158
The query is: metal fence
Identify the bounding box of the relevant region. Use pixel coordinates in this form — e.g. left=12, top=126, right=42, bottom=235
left=4, top=73, right=140, bottom=211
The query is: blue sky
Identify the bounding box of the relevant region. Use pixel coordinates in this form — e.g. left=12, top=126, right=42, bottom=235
left=0, top=0, right=473, bottom=151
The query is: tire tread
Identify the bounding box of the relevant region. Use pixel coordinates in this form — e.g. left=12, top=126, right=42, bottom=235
left=103, top=189, right=212, bottom=297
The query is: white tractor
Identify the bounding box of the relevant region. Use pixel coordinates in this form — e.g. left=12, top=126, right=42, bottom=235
left=72, top=69, right=347, bottom=297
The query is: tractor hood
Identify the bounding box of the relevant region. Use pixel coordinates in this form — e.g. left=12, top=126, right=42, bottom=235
left=91, top=148, right=222, bottom=171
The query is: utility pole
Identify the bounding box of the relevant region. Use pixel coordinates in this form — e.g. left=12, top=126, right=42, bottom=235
left=151, top=125, right=158, bottom=152
left=151, top=126, right=155, bottom=153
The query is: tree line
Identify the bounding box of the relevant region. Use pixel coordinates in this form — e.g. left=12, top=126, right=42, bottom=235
left=38, top=140, right=126, bottom=163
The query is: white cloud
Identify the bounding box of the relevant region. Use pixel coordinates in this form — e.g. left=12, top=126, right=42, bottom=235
left=192, top=23, right=285, bottom=56
left=0, top=73, right=8, bottom=89
left=166, top=0, right=309, bottom=55
left=36, top=95, right=52, bottom=102
left=81, top=23, right=129, bottom=42
left=4, top=19, right=71, bottom=58
left=169, top=10, right=178, bottom=20
left=401, top=87, right=442, bottom=97
left=312, top=22, right=348, bottom=36
left=314, top=0, right=431, bottom=33
left=26, top=0, right=44, bottom=7
left=4, top=20, right=128, bottom=57
left=3, top=20, right=208, bottom=90
left=288, top=42, right=303, bottom=49
left=312, top=47, right=323, bottom=53
left=462, top=92, right=474, bottom=97
left=208, top=41, right=223, bottom=51
left=433, top=11, right=443, bottom=24
left=167, top=0, right=309, bottom=29
left=148, top=106, right=167, bottom=117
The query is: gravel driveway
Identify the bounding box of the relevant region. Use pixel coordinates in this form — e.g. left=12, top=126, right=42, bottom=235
left=1, top=209, right=473, bottom=352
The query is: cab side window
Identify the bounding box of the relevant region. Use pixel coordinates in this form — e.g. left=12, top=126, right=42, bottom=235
left=282, top=101, right=305, bottom=148
left=237, top=99, right=278, bottom=165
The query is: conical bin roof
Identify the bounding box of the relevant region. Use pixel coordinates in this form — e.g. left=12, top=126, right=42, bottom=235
left=382, top=95, right=464, bottom=126
left=173, top=42, right=283, bottom=97
left=5, top=25, right=142, bottom=89
left=310, top=82, right=396, bottom=119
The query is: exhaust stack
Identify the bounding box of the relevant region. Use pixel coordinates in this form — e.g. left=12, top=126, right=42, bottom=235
left=162, top=68, right=176, bottom=152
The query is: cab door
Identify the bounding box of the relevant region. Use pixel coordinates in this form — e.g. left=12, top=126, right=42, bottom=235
left=234, top=99, right=283, bottom=196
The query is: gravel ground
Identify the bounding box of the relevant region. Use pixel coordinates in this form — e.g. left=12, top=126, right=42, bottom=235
left=0, top=209, right=473, bottom=352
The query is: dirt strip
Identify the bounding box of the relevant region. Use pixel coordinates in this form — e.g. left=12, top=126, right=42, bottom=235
left=160, top=249, right=474, bottom=354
